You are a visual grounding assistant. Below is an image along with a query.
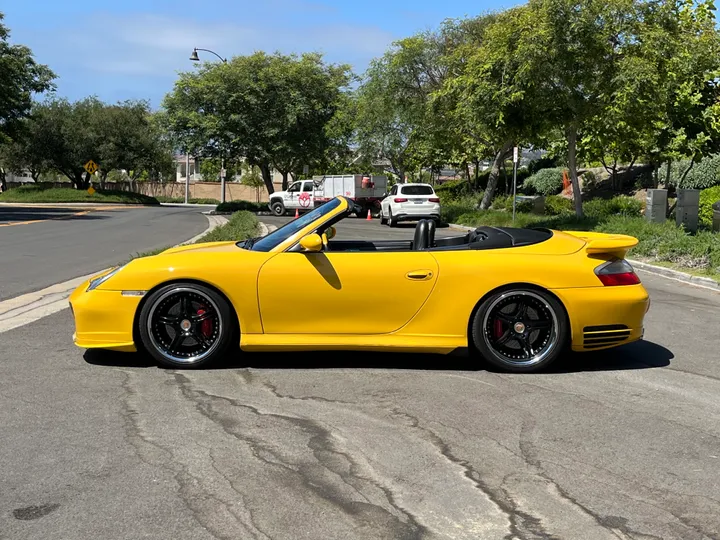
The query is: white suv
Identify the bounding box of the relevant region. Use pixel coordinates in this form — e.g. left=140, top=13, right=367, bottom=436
left=380, top=183, right=441, bottom=227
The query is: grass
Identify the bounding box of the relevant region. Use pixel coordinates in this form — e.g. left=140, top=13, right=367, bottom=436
left=447, top=203, right=720, bottom=280
left=0, top=185, right=159, bottom=205
left=125, top=210, right=260, bottom=262
left=155, top=196, right=220, bottom=204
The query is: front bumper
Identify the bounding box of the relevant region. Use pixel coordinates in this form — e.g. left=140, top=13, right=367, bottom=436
left=69, top=279, right=141, bottom=352
left=551, top=284, right=650, bottom=352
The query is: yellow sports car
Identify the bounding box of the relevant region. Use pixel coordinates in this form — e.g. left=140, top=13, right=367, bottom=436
left=69, top=195, right=650, bottom=372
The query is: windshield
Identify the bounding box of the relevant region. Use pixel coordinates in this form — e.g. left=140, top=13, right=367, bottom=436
left=400, top=185, right=434, bottom=195
left=246, top=198, right=342, bottom=252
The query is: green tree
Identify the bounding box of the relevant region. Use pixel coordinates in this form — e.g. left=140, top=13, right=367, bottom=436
left=355, top=30, right=449, bottom=182
left=199, top=156, right=241, bottom=182
left=13, top=97, right=174, bottom=189
left=0, top=12, right=55, bottom=190
left=162, top=51, right=353, bottom=194
left=437, top=11, right=550, bottom=209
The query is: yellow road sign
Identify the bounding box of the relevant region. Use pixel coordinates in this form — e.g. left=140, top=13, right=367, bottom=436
left=84, top=160, right=98, bottom=175
left=87, top=186, right=96, bottom=195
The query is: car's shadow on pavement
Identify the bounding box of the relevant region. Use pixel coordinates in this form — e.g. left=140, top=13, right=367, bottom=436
left=83, top=339, right=672, bottom=374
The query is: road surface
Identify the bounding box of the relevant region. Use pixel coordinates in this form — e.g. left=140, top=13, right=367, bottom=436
left=0, top=204, right=209, bottom=301
left=1, top=215, right=719, bottom=539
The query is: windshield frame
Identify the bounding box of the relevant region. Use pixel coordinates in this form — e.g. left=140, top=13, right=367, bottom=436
left=243, top=197, right=346, bottom=252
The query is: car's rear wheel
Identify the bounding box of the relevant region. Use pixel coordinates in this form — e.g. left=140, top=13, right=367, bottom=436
left=380, top=208, right=388, bottom=225
left=270, top=200, right=285, bottom=216
left=389, top=208, right=397, bottom=227
left=138, top=283, right=237, bottom=369
left=471, top=288, right=568, bottom=373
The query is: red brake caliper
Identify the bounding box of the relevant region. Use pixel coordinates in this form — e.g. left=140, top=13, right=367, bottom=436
left=196, top=306, right=213, bottom=337
left=494, top=319, right=504, bottom=338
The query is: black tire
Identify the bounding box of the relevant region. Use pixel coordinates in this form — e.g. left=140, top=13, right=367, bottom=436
left=470, top=288, right=568, bottom=373
left=380, top=209, right=388, bottom=225
left=389, top=208, right=397, bottom=227
left=270, top=200, right=285, bottom=216
left=138, top=282, right=237, bottom=369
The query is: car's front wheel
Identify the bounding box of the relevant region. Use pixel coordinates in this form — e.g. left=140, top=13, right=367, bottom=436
left=138, top=283, right=237, bottom=368
left=270, top=200, right=285, bottom=216
left=471, top=288, right=568, bottom=373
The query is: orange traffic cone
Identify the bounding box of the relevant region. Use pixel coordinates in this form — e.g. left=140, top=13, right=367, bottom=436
left=366, top=209, right=372, bottom=220
left=294, top=208, right=299, bottom=218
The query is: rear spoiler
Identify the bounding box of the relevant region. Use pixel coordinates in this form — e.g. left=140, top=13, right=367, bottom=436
left=562, top=230, right=639, bottom=258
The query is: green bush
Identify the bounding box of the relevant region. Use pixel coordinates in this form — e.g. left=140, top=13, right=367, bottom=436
left=544, top=195, right=573, bottom=216
left=435, top=179, right=474, bottom=201
left=599, top=216, right=720, bottom=272
left=198, top=210, right=259, bottom=242
left=583, top=196, right=643, bottom=219
left=660, top=156, right=720, bottom=190
left=441, top=194, right=482, bottom=224
left=699, top=185, right=720, bottom=228
left=491, top=195, right=533, bottom=213
left=527, top=155, right=561, bottom=175
left=215, top=200, right=269, bottom=213
left=680, top=155, right=720, bottom=190
left=522, top=167, right=565, bottom=195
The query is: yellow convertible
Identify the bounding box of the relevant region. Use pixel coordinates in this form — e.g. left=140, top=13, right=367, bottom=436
left=69, top=195, right=650, bottom=372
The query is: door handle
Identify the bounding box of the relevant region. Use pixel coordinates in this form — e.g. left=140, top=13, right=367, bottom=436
left=406, top=270, right=433, bottom=280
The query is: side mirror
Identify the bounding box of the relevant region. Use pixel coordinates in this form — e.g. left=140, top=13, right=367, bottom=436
left=299, top=233, right=323, bottom=252
left=325, top=226, right=336, bottom=240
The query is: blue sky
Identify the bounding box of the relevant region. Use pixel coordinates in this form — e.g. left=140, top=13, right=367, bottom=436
left=3, top=0, right=518, bottom=109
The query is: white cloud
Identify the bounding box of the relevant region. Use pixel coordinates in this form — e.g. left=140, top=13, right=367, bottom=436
left=72, top=12, right=395, bottom=78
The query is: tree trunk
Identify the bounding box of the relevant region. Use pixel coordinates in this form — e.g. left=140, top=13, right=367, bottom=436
left=479, top=141, right=513, bottom=210
left=464, top=162, right=472, bottom=190
left=664, top=159, right=672, bottom=188
left=567, top=126, right=584, bottom=218
left=0, top=169, right=6, bottom=192
left=259, top=162, right=275, bottom=194
left=474, top=160, right=480, bottom=190
left=281, top=171, right=289, bottom=191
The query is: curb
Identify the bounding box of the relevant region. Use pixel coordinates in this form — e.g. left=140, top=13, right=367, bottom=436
left=627, top=259, right=720, bottom=292
left=177, top=214, right=228, bottom=245
left=448, top=223, right=720, bottom=292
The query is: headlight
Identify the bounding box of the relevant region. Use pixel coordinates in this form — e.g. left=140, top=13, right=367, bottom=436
left=86, top=265, right=124, bottom=291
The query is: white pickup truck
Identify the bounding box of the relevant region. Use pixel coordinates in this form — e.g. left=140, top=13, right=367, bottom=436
left=268, top=174, right=389, bottom=217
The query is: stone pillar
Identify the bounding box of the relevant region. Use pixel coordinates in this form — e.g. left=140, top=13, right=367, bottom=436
left=676, top=189, right=701, bottom=232
left=532, top=196, right=546, bottom=215
left=645, top=189, right=667, bottom=223
left=712, top=201, right=720, bottom=232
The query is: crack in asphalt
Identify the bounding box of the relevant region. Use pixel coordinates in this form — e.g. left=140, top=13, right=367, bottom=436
left=118, top=371, right=267, bottom=540
left=518, top=419, right=714, bottom=540
left=173, top=372, right=432, bottom=540
left=386, top=408, right=545, bottom=540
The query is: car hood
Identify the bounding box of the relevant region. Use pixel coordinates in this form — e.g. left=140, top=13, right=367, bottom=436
left=159, top=241, right=242, bottom=255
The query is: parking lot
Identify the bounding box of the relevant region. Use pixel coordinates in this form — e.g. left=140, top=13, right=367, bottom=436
left=2, top=207, right=719, bottom=540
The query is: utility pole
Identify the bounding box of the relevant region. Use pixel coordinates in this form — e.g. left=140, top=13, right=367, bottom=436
left=512, top=146, right=519, bottom=223
left=185, top=153, right=190, bottom=204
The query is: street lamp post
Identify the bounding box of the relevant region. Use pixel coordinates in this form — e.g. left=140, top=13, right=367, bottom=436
left=190, top=47, right=228, bottom=203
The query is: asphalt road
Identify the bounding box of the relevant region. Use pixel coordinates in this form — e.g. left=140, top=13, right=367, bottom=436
left=1, top=215, right=720, bottom=539
left=0, top=205, right=209, bottom=301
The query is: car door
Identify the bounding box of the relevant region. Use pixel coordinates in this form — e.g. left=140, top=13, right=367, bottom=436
left=298, top=181, right=314, bottom=210
left=382, top=185, right=397, bottom=214
left=285, top=182, right=301, bottom=208
left=257, top=251, right=439, bottom=334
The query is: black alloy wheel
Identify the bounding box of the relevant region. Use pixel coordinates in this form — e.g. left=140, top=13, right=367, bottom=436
left=138, top=283, right=236, bottom=368
left=471, top=289, right=568, bottom=372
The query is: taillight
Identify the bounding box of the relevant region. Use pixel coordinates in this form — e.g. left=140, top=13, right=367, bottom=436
left=429, top=197, right=440, bottom=202
left=595, top=259, right=641, bottom=286
left=394, top=198, right=408, bottom=203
